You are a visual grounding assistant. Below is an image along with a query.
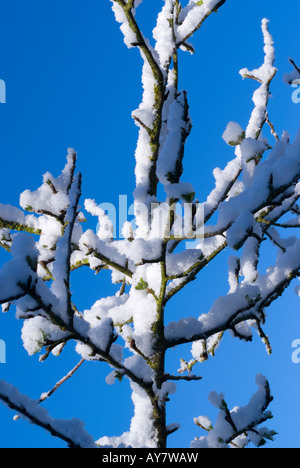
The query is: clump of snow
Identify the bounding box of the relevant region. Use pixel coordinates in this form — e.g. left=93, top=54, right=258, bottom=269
left=157, top=92, right=191, bottom=187
left=177, top=0, right=224, bottom=44
left=226, top=212, right=255, bottom=250
left=208, top=391, right=225, bottom=408
left=222, top=122, right=245, bottom=146
left=164, top=182, right=195, bottom=201
left=194, top=415, right=213, bottom=431
left=153, top=0, right=175, bottom=69
left=110, top=1, right=138, bottom=48
left=87, top=317, right=114, bottom=354
left=191, top=375, right=273, bottom=448
left=21, top=316, right=66, bottom=356
left=97, top=382, right=157, bottom=448
left=0, top=203, right=26, bottom=224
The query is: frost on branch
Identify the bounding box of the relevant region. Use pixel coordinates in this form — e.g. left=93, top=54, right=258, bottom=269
left=0, top=1, right=299, bottom=449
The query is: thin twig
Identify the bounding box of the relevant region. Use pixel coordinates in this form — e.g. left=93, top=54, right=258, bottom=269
left=265, top=112, right=279, bottom=141
left=39, top=359, right=85, bottom=403
left=163, top=374, right=202, bottom=382
left=289, top=58, right=300, bottom=74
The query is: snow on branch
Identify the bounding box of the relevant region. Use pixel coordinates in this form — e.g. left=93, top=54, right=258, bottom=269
left=283, top=58, right=300, bottom=85
left=0, top=2, right=299, bottom=449
left=191, top=375, right=275, bottom=448
left=239, top=19, right=277, bottom=185
left=110, top=0, right=163, bottom=83
left=176, top=0, right=227, bottom=51
left=153, top=0, right=178, bottom=70
left=203, top=130, right=300, bottom=251
left=191, top=22, right=278, bottom=243
left=0, top=380, right=96, bottom=448
left=165, top=236, right=300, bottom=350
left=0, top=204, right=41, bottom=236
left=157, top=90, right=192, bottom=187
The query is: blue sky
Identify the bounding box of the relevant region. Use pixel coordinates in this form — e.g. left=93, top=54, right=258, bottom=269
left=0, top=0, right=299, bottom=448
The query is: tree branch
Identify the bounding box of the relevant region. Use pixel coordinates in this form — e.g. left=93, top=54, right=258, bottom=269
left=39, top=359, right=85, bottom=403
left=176, top=0, right=227, bottom=50
left=0, top=380, right=95, bottom=448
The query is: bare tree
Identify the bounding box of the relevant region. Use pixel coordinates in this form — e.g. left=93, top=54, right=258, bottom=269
left=0, top=0, right=299, bottom=449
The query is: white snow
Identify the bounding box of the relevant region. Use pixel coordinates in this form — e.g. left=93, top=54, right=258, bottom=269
left=153, top=0, right=176, bottom=69
left=177, top=0, right=224, bottom=44
left=222, top=122, right=245, bottom=146
left=0, top=380, right=96, bottom=448
left=0, top=4, right=298, bottom=450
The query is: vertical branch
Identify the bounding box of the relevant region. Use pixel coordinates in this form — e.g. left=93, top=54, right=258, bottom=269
left=241, top=19, right=277, bottom=140
left=150, top=242, right=169, bottom=448
left=111, top=0, right=165, bottom=212
left=239, top=19, right=277, bottom=185
left=51, top=167, right=82, bottom=325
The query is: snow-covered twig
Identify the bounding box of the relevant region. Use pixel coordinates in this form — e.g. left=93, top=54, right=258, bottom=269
left=0, top=380, right=96, bottom=448
left=0, top=2, right=299, bottom=449
left=191, top=375, right=275, bottom=448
